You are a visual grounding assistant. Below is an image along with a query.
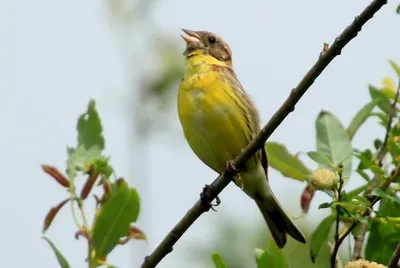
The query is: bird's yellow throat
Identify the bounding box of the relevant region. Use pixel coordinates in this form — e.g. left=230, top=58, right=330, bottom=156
left=184, top=51, right=230, bottom=71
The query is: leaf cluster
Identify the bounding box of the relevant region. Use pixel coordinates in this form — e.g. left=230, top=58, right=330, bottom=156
left=42, top=100, right=144, bottom=268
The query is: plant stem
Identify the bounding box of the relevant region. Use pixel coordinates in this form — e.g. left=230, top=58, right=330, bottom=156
left=331, top=169, right=344, bottom=268
left=352, top=77, right=400, bottom=260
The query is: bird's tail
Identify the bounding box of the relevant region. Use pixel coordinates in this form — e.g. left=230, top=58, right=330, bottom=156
left=254, top=189, right=306, bottom=248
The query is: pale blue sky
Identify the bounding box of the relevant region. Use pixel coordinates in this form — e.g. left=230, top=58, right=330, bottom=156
left=7, top=0, right=400, bottom=267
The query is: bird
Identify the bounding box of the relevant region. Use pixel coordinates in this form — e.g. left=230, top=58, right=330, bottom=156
left=177, top=29, right=306, bottom=248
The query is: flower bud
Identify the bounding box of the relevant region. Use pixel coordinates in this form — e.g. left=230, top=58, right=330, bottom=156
left=310, top=168, right=336, bottom=190
left=345, top=259, right=386, bottom=268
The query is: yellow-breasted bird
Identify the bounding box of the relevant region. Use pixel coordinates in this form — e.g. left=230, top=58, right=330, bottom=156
left=177, top=29, right=306, bottom=248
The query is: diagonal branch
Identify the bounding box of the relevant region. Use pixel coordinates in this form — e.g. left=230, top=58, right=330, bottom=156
left=352, top=77, right=400, bottom=261
left=141, top=1, right=388, bottom=267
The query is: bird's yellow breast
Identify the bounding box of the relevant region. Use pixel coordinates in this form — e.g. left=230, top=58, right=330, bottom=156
left=177, top=54, right=253, bottom=173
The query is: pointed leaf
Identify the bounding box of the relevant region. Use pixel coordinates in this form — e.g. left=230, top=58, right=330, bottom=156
left=389, top=60, right=400, bottom=77
left=77, top=99, right=105, bottom=150
left=371, top=188, right=400, bottom=204
left=80, top=170, right=99, bottom=200
left=43, top=198, right=70, bottom=233
left=92, top=179, right=140, bottom=258
left=123, top=225, right=146, bottom=242
left=307, top=151, right=333, bottom=167
left=369, top=85, right=391, bottom=114
left=365, top=198, right=400, bottom=264
left=355, top=149, right=374, bottom=170
left=316, top=111, right=353, bottom=180
left=42, top=165, right=70, bottom=188
left=356, top=169, right=371, bottom=182
left=212, top=252, right=228, bottom=268
left=257, top=241, right=289, bottom=268
left=310, top=215, right=334, bottom=262
left=42, top=237, right=71, bottom=268
left=347, top=99, right=381, bottom=140
left=318, top=202, right=332, bottom=209
left=345, top=183, right=369, bottom=200
left=266, top=142, right=311, bottom=181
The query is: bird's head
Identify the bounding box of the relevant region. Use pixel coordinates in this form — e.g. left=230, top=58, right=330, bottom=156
left=181, top=29, right=232, bottom=65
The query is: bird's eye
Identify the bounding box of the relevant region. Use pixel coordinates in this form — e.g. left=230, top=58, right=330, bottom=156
left=208, top=36, right=216, bottom=44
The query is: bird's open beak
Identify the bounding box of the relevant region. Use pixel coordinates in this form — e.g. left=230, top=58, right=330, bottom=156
left=181, top=29, right=200, bottom=44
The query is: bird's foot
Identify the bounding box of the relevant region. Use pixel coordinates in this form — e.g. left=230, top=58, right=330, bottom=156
left=200, top=184, right=221, bottom=212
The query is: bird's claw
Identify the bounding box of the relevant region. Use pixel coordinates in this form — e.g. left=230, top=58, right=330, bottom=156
left=200, top=184, right=221, bottom=212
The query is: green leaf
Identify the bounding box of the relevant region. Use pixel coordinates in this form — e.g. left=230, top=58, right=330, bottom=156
left=318, top=202, right=333, bottom=209
left=352, top=195, right=371, bottom=206
left=388, top=139, right=400, bottom=165
left=389, top=60, right=400, bottom=77
left=42, top=237, right=71, bottom=268
left=92, top=179, right=141, bottom=258
left=212, top=252, right=228, bottom=268
left=355, top=149, right=374, bottom=170
left=265, top=142, right=311, bottom=181
left=310, top=215, right=335, bottom=262
left=77, top=99, right=105, bottom=150
left=345, top=183, right=370, bottom=200
left=374, top=139, right=382, bottom=150
left=347, top=99, right=381, bottom=140
left=365, top=198, right=400, bottom=264
left=256, top=241, right=289, bottom=268
left=369, top=85, right=391, bottom=114
left=90, top=157, right=114, bottom=178
left=371, top=112, right=390, bottom=130
left=315, top=111, right=353, bottom=180
left=66, top=146, right=102, bottom=179
left=371, top=188, right=400, bottom=204
left=355, top=169, right=371, bottom=182
left=369, top=165, right=385, bottom=175
left=307, top=151, right=334, bottom=167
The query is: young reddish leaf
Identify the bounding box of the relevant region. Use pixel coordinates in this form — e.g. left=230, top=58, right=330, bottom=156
left=80, top=168, right=99, bottom=199
left=300, top=185, right=315, bottom=213
left=75, top=229, right=92, bottom=243
left=43, top=198, right=70, bottom=233
left=127, top=225, right=146, bottom=240
left=103, top=179, right=111, bottom=195
left=42, top=165, right=70, bottom=188
left=119, top=225, right=146, bottom=245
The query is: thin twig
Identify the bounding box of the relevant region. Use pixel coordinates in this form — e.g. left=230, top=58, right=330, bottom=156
left=352, top=78, right=400, bottom=260
left=328, top=242, right=344, bottom=268
left=140, top=1, right=388, bottom=267
left=388, top=242, right=400, bottom=268
left=331, top=168, right=344, bottom=268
